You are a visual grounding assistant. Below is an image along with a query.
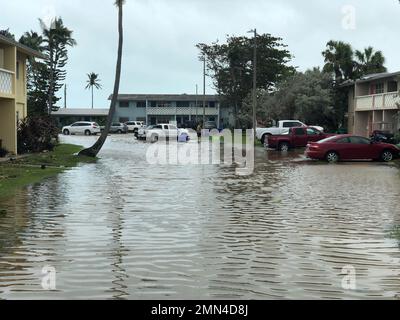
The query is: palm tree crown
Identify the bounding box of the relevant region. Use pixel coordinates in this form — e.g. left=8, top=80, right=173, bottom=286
left=85, top=73, right=102, bottom=109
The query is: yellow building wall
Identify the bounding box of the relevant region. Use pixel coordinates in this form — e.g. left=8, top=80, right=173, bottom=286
left=0, top=98, right=17, bottom=154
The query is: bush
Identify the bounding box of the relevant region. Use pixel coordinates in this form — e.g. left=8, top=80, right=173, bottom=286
left=17, top=116, right=59, bottom=154
left=0, top=147, right=8, bottom=158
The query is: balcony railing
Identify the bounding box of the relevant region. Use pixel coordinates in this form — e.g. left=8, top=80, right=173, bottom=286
left=0, top=68, right=14, bottom=96
left=355, top=92, right=400, bottom=111
left=147, top=106, right=218, bottom=116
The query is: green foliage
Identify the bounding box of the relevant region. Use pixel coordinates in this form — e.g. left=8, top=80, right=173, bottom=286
left=255, top=68, right=338, bottom=131
left=17, top=116, right=59, bottom=154
left=0, top=29, right=15, bottom=40
left=19, top=18, right=76, bottom=115
left=0, top=147, right=8, bottom=158
left=197, top=33, right=295, bottom=127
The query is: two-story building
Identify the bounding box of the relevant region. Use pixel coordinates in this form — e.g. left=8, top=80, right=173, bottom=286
left=111, top=94, right=234, bottom=128
left=345, top=72, right=400, bottom=137
left=0, top=34, right=45, bottom=155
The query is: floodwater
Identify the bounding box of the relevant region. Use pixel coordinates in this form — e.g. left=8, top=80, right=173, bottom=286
left=1, top=134, right=400, bottom=300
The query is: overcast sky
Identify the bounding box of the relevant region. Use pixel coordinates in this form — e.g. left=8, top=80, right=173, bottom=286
left=2, top=0, right=400, bottom=108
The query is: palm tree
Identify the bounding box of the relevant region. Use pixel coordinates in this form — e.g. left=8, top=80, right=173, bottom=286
left=322, top=40, right=355, bottom=83
left=79, top=0, right=125, bottom=157
left=85, top=73, right=102, bottom=109
left=355, top=46, right=387, bottom=77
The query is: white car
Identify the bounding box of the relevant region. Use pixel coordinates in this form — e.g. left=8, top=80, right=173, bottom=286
left=125, top=121, right=145, bottom=134
left=138, top=124, right=189, bottom=142
left=62, top=122, right=101, bottom=136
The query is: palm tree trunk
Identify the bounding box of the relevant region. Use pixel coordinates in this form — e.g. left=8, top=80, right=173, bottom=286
left=79, top=4, right=123, bottom=157
left=92, top=86, right=94, bottom=109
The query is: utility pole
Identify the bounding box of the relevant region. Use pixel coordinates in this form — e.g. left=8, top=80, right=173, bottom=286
left=195, top=84, right=198, bottom=123
left=250, top=28, right=257, bottom=140
left=203, top=55, right=206, bottom=125
left=64, top=84, right=67, bottom=108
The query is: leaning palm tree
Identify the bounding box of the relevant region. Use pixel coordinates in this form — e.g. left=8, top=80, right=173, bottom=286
left=85, top=73, right=102, bottom=109
left=79, top=0, right=125, bottom=157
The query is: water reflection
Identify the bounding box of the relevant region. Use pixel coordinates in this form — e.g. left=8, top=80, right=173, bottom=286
left=0, top=135, right=400, bottom=299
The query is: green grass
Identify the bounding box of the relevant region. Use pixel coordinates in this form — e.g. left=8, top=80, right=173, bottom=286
left=0, top=144, right=96, bottom=200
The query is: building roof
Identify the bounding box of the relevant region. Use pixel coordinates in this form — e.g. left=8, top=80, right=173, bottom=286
left=340, top=71, right=400, bottom=87
left=110, top=94, right=220, bottom=102
left=0, top=34, right=47, bottom=59
left=51, top=108, right=109, bottom=117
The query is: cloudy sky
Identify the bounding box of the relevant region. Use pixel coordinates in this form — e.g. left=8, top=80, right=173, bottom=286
left=2, top=0, right=400, bottom=108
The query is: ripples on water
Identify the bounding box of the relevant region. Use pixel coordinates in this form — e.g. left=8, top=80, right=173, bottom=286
left=1, top=135, right=400, bottom=300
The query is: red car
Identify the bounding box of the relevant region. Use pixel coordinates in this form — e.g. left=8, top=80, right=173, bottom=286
left=267, top=127, right=334, bottom=151
left=305, top=134, right=400, bottom=163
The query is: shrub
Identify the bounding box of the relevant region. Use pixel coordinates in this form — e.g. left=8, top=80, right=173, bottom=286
left=17, top=116, right=59, bottom=154
left=0, top=147, right=8, bottom=158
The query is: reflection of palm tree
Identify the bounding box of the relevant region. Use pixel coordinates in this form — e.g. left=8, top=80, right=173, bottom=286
left=85, top=73, right=102, bottom=109
left=79, top=0, right=125, bottom=157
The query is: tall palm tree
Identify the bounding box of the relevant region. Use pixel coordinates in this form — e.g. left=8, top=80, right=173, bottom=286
left=355, top=46, right=387, bottom=77
left=79, top=0, right=125, bottom=157
left=322, top=40, right=355, bottom=83
left=85, top=73, right=102, bottom=109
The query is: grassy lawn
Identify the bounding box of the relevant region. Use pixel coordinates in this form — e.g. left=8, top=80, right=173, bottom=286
left=0, top=144, right=96, bottom=200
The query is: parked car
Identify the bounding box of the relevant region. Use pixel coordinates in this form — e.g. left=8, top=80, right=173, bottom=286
left=266, top=127, right=335, bottom=151
left=62, top=122, right=101, bottom=136
left=256, top=120, right=324, bottom=145
left=370, top=130, right=397, bottom=145
left=305, top=135, right=400, bottom=163
left=110, top=122, right=128, bottom=134
left=125, top=121, right=145, bottom=134
left=138, top=124, right=189, bottom=142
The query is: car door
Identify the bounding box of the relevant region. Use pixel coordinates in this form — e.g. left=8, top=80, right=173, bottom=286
left=348, top=136, right=373, bottom=159
left=70, top=123, right=81, bottom=134
left=292, top=128, right=308, bottom=147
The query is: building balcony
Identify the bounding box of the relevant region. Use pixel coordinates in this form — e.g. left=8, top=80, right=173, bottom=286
left=0, top=67, right=14, bottom=97
left=355, top=92, right=400, bottom=111
left=147, top=106, right=219, bottom=116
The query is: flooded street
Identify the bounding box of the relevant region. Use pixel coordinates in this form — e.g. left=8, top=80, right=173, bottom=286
left=1, top=135, right=400, bottom=300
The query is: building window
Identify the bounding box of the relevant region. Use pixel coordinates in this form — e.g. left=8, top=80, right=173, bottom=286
left=16, top=61, right=20, bottom=79
left=209, top=101, right=216, bottom=108
left=119, top=117, right=129, bottom=123
left=157, top=101, right=172, bottom=108
left=136, top=101, right=146, bottom=108
left=388, top=81, right=398, bottom=93
left=177, top=101, right=189, bottom=108
left=119, top=101, right=129, bottom=108
left=375, top=83, right=384, bottom=94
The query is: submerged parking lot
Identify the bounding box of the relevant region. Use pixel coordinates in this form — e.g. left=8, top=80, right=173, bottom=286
left=0, top=134, right=400, bottom=299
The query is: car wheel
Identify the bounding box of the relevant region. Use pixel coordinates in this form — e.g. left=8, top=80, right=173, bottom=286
left=279, top=142, right=289, bottom=152
left=326, top=151, right=339, bottom=163
left=152, top=134, right=159, bottom=143
left=63, top=129, right=70, bottom=135
left=118, top=129, right=122, bottom=134
left=261, top=134, right=269, bottom=145
left=84, top=130, right=91, bottom=136
left=381, top=150, right=394, bottom=162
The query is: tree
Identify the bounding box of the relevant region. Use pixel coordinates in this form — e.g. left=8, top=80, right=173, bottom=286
left=79, top=0, right=125, bottom=157
left=85, top=73, right=102, bottom=109
left=354, top=46, right=387, bottom=76
left=256, top=68, right=338, bottom=131
left=19, top=31, right=49, bottom=116
left=40, top=17, right=77, bottom=114
left=197, top=33, right=295, bottom=127
left=0, top=29, right=15, bottom=40
left=322, top=40, right=355, bottom=83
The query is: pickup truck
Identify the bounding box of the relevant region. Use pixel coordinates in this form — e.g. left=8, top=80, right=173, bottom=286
left=256, top=120, right=324, bottom=145
left=266, top=127, right=334, bottom=151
